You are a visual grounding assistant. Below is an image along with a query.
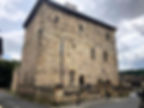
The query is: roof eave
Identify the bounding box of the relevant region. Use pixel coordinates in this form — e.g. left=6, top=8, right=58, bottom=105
left=24, top=0, right=116, bottom=31
left=23, top=0, right=44, bottom=28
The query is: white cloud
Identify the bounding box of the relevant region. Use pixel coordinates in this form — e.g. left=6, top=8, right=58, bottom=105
left=53, top=0, right=69, bottom=4
left=117, top=15, right=144, bottom=70
left=0, top=0, right=26, bottom=60
left=1, top=30, right=24, bottom=61
left=0, top=10, right=26, bottom=22
left=9, top=52, right=21, bottom=61
left=0, top=0, right=144, bottom=70
left=0, top=0, right=26, bottom=22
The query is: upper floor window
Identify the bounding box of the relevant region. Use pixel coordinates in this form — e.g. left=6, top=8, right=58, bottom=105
left=69, top=70, right=75, bottom=86
left=106, top=33, right=110, bottom=41
left=38, top=29, right=43, bottom=36
left=103, top=51, right=108, bottom=62
left=38, top=28, right=43, bottom=46
left=54, top=16, right=59, bottom=24
left=91, top=48, right=96, bottom=60
left=79, top=24, right=84, bottom=32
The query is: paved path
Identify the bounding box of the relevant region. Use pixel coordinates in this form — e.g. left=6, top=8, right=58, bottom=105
left=64, top=93, right=141, bottom=108
left=0, top=91, right=141, bottom=108
left=67, top=97, right=140, bottom=108
left=0, top=91, right=49, bottom=108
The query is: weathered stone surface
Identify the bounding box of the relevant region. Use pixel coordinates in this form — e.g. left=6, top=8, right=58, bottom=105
left=12, top=1, right=119, bottom=102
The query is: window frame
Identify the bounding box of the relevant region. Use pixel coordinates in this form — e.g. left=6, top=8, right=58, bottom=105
left=91, top=47, right=96, bottom=60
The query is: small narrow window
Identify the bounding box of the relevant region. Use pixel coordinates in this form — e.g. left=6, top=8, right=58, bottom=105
left=38, top=29, right=43, bottom=36
left=79, top=75, right=85, bottom=87
left=91, top=48, right=96, bottom=60
left=54, top=16, right=59, bottom=24
left=79, top=24, right=84, bottom=32
left=38, top=29, right=43, bottom=46
left=59, top=38, right=65, bottom=56
left=69, top=70, right=75, bottom=86
left=103, top=51, right=108, bottom=62
left=106, top=33, right=110, bottom=40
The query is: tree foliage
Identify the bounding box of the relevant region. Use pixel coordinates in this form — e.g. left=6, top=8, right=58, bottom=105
left=120, top=69, right=144, bottom=76
left=0, top=60, right=20, bottom=88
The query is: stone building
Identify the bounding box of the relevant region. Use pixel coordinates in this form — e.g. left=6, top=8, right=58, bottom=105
left=12, top=0, right=119, bottom=102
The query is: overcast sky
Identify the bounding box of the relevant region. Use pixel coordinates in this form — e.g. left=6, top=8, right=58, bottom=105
left=0, top=0, right=144, bottom=71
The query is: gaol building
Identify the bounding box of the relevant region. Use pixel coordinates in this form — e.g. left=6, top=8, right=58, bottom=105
left=12, top=0, right=119, bottom=101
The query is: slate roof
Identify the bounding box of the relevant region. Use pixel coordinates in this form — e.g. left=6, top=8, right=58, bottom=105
left=24, top=0, right=116, bottom=30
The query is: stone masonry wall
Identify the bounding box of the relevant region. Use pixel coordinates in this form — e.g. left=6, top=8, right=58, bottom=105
left=18, top=2, right=119, bottom=91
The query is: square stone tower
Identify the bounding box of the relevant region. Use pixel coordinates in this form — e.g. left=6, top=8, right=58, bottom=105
left=12, top=0, right=119, bottom=102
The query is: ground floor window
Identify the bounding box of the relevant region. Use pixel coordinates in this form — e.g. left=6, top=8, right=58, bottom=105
left=79, top=75, right=85, bottom=87
left=69, top=70, right=75, bottom=86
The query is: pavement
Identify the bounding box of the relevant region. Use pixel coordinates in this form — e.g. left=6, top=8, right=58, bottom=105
left=64, top=96, right=140, bottom=108
left=0, top=90, right=141, bottom=108
left=0, top=91, right=49, bottom=108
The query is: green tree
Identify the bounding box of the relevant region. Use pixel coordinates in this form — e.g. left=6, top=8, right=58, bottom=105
left=0, top=60, right=20, bottom=88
